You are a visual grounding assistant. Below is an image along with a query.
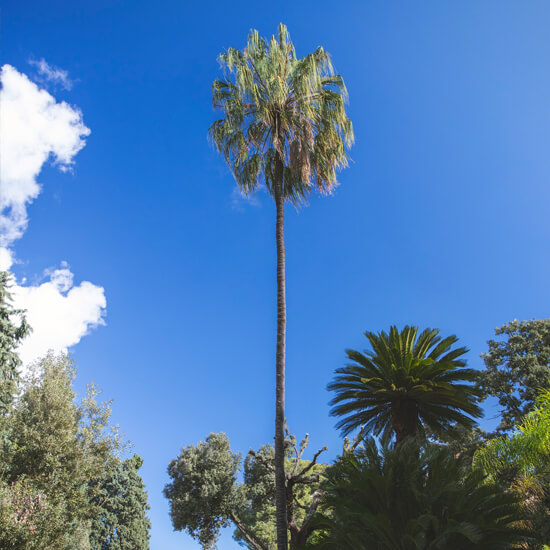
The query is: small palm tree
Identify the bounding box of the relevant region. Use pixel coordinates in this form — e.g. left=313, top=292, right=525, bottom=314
left=310, top=440, right=529, bottom=550
left=328, top=326, right=482, bottom=443
left=210, top=24, right=353, bottom=550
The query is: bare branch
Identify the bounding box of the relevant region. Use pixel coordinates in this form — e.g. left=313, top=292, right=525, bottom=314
left=294, top=445, right=327, bottom=480
left=291, top=432, right=308, bottom=476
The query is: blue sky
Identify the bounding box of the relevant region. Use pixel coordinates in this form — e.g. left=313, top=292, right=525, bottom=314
left=2, top=1, right=550, bottom=548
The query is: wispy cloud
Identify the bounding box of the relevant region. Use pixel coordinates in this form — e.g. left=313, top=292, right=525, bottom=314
left=231, top=186, right=261, bottom=211
left=29, top=58, right=73, bottom=90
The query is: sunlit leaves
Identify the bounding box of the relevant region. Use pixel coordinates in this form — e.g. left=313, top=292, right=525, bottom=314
left=209, top=23, right=353, bottom=205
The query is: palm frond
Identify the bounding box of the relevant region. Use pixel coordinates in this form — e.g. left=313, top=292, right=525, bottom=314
left=210, top=23, right=353, bottom=204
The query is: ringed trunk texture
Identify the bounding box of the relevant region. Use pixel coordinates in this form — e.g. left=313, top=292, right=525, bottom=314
left=274, top=163, right=288, bottom=550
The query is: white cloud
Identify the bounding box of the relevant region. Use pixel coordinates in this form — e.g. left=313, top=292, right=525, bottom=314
left=29, top=58, right=73, bottom=90
left=12, top=264, right=106, bottom=366
left=0, top=63, right=105, bottom=367
left=0, top=64, right=90, bottom=249
left=0, top=248, right=13, bottom=271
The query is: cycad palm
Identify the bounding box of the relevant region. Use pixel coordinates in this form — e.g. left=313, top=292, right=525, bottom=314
left=328, top=326, right=482, bottom=443
left=311, top=440, right=528, bottom=550
left=210, top=24, right=353, bottom=550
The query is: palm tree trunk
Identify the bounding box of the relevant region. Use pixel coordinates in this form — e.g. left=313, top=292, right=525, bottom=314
left=274, top=161, right=288, bottom=550
left=392, top=401, right=418, bottom=444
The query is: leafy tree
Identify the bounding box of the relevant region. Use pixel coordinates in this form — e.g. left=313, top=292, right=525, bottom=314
left=0, top=271, right=31, bottom=413
left=310, top=439, right=529, bottom=550
left=328, top=326, right=482, bottom=443
left=474, top=388, right=550, bottom=547
left=165, top=433, right=241, bottom=549
left=480, top=319, right=550, bottom=432
left=0, top=353, right=126, bottom=549
left=474, top=388, right=550, bottom=478
left=164, top=432, right=326, bottom=550
left=89, top=454, right=151, bottom=550
left=427, top=424, right=487, bottom=471
left=210, top=24, right=353, bottom=550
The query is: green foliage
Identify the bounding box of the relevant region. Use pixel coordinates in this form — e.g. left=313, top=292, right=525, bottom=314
left=328, top=326, right=482, bottom=443
left=480, top=319, right=550, bottom=432
left=1, top=353, right=93, bottom=548
left=210, top=23, right=353, bottom=205
left=237, top=444, right=277, bottom=550
left=310, top=439, right=528, bottom=550
left=235, top=440, right=326, bottom=550
left=0, top=271, right=31, bottom=413
left=164, top=433, right=242, bottom=549
left=474, top=388, right=550, bottom=478
left=0, top=352, right=143, bottom=549
left=164, top=432, right=326, bottom=550
left=474, top=388, right=550, bottom=547
left=89, top=454, right=151, bottom=550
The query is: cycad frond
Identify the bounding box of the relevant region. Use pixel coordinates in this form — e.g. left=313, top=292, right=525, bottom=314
left=328, top=326, right=482, bottom=442
left=310, top=441, right=529, bottom=550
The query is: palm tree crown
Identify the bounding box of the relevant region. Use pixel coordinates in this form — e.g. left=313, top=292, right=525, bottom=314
left=328, top=326, right=482, bottom=443
left=209, top=23, right=353, bottom=203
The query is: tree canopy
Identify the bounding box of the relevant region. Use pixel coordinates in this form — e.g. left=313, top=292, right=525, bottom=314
left=0, top=271, right=31, bottom=413
left=0, top=353, right=150, bottom=549
left=164, top=431, right=326, bottom=550
left=209, top=22, right=353, bottom=205
left=328, top=326, right=482, bottom=443
left=474, top=388, right=550, bottom=547
left=480, top=319, right=550, bottom=432
left=89, top=454, right=151, bottom=550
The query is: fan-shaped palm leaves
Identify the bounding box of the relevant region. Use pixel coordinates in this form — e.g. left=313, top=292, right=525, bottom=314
left=210, top=24, right=353, bottom=550
left=309, top=440, right=528, bottom=550
left=328, top=326, right=482, bottom=443
left=210, top=23, right=353, bottom=204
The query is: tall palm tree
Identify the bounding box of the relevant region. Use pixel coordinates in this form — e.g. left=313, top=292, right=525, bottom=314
left=328, top=326, right=482, bottom=444
left=210, top=24, right=353, bottom=550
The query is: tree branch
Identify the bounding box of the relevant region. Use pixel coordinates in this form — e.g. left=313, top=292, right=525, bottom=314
left=293, top=494, right=308, bottom=511
left=228, top=511, right=268, bottom=550
left=294, top=446, right=327, bottom=480
left=298, top=490, right=325, bottom=543
left=293, top=473, right=321, bottom=485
